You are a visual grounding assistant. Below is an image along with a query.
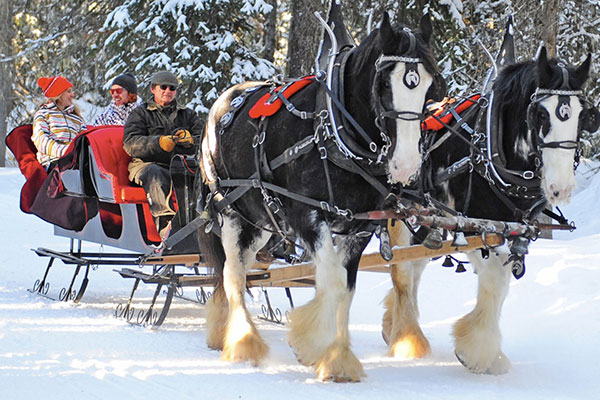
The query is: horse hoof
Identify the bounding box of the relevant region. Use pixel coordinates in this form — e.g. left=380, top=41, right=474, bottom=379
left=381, top=329, right=389, bottom=345
left=455, top=351, right=510, bottom=375
left=486, top=351, right=511, bottom=375
left=455, top=351, right=468, bottom=368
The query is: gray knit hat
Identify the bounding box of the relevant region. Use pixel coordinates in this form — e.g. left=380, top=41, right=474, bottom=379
left=111, top=73, right=137, bottom=94
left=151, top=71, right=179, bottom=87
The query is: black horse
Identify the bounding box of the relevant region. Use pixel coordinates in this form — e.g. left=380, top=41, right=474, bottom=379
left=383, top=47, right=600, bottom=374
left=196, top=12, right=444, bottom=381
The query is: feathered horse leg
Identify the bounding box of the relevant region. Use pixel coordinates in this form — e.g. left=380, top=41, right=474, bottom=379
left=288, top=222, right=365, bottom=382
left=218, top=215, right=270, bottom=365
left=453, top=253, right=512, bottom=374
left=382, top=222, right=430, bottom=359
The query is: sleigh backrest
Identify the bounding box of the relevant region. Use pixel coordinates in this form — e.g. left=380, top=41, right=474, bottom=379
left=86, top=127, right=147, bottom=203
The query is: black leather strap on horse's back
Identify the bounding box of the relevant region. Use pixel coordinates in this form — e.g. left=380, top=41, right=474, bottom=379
left=220, top=178, right=354, bottom=219
left=432, top=156, right=471, bottom=187
left=315, top=124, right=335, bottom=204
left=213, top=134, right=316, bottom=213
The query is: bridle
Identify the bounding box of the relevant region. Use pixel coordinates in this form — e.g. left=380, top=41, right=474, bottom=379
left=526, top=64, right=587, bottom=171
left=369, top=29, right=429, bottom=163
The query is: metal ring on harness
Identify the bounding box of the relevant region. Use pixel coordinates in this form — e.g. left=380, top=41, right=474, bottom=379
left=522, top=170, right=535, bottom=180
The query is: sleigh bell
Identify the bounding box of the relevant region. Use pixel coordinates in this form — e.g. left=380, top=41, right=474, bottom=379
left=422, top=229, right=443, bottom=250
left=442, top=255, right=454, bottom=267
left=451, top=231, right=469, bottom=247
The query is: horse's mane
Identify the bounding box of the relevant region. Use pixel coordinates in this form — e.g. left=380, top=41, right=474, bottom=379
left=492, top=61, right=538, bottom=114
left=493, top=57, right=587, bottom=112
left=350, top=22, right=440, bottom=77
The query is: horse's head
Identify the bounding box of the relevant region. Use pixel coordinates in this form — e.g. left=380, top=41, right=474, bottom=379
left=527, top=48, right=600, bottom=204
left=371, top=13, right=445, bottom=185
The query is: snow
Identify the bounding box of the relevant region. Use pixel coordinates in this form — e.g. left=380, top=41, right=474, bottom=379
left=1, top=164, right=599, bottom=399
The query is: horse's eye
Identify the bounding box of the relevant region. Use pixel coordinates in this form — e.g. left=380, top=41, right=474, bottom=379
left=538, top=109, right=549, bottom=121
left=382, top=80, right=391, bottom=89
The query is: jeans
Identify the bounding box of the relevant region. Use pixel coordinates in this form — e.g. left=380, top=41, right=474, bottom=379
left=128, top=159, right=175, bottom=217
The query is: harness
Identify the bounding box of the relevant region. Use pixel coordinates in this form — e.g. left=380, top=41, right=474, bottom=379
left=421, top=62, right=588, bottom=221
left=196, top=27, right=430, bottom=262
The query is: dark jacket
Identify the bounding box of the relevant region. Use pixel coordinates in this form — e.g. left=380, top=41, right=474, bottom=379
left=123, top=99, right=203, bottom=166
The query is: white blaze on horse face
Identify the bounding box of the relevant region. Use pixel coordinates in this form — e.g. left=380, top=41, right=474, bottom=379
left=387, top=63, right=433, bottom=185
left=539, top=96, right=581, bottom=204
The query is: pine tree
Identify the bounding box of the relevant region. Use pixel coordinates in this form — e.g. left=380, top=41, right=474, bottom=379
left=103, top=0, right=278, bottom=115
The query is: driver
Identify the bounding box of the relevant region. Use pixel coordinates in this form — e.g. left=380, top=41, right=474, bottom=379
left=123, top=71, right=203, bottom=237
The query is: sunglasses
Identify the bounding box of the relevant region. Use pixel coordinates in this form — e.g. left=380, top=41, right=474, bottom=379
left=110, top=87, right=124, bottom=95
left=159, top=84, right=177, bottom=91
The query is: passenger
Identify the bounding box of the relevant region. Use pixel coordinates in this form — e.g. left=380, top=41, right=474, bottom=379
left=32, top=76, right=86, bottom=167
left=92, top=73, right=140, bottom=126
left=123, top=71, right=203, bottom=237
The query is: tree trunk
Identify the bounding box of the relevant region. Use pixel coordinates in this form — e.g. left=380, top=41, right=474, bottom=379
left=540, top=0, right=559, bottom=57
left=262, top=0, right=277, bottom=62
left=286, top=0, right=324, bottom=77
left=0, top=0, right=14, bottom=167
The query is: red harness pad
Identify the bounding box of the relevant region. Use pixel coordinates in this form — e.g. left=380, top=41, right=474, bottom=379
left=249, top=76, right=315, bottom=119
left=422, top=94, right=481, bottom=131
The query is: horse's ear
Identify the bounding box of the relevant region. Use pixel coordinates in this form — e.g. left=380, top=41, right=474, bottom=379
left=379, top=12, right=395, bottom=54
left=537, top=46, right=553, bottom=85
left=419, top=13, right=433, bottom=44
left=572, top=53, right=592, bottom=88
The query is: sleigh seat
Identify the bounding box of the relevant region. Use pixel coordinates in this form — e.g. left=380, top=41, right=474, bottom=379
left=54, top=126, right=162, bottom=252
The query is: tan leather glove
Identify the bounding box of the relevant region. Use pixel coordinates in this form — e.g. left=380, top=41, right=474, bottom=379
left=159, top=135, right=176, bottom=152
left=173, top=129, right=194, bottom=147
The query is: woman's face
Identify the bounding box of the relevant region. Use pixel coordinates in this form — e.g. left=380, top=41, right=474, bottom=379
left=56, top=87, right=75, bottom=109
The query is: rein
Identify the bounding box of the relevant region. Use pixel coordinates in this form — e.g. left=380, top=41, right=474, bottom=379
left=199, top=26, right=436, bottom=256
left=423, top=69, right=590, bottom=221
left=422, top=90, right=546, bottom=220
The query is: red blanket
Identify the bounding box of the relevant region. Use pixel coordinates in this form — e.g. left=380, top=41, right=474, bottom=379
left=5, top=125, right=48, bottom=213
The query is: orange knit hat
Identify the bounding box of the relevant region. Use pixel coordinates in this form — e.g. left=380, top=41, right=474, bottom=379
left=37, top=76, right=73, bottom=98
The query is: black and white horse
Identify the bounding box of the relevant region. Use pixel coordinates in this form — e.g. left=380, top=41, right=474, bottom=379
left=383, top=48, right=600, bottom=374
left=196, top=13, right=444, bottom=381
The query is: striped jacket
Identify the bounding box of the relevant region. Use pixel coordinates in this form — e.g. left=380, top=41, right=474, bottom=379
left=92, top=100, right=140, bottom=126
left=32, top=102, right=86, bottom=166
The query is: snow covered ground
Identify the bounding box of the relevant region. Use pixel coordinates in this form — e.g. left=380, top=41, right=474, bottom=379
left=0, top=165, right=599, bottom=399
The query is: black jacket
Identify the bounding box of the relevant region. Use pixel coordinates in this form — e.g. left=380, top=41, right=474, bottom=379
left=123, top=99, right=203, bottom=166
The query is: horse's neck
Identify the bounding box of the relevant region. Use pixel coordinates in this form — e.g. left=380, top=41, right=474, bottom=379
left=498, top=102, right=535, bottom=171
left=342, top=54, right=377, bottom=134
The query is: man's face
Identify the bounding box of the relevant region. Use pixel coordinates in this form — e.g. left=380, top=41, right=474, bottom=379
left=110, top=84, right=129, bottom=106
left=151, top=84, right=177, bottom=106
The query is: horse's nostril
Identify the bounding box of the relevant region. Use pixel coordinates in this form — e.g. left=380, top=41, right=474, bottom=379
left=553, top=191, right=560, bottom=198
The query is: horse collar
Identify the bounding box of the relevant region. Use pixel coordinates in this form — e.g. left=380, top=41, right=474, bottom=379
left=478, top=91, right=544, bottom=204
